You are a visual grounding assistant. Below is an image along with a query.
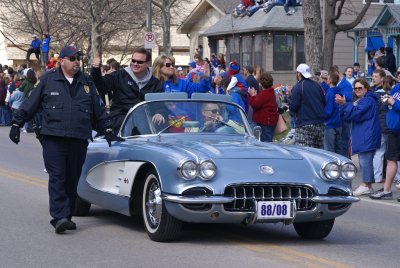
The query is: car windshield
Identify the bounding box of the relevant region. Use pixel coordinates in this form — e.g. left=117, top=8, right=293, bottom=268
left=120, top=100, right=251, bottom=137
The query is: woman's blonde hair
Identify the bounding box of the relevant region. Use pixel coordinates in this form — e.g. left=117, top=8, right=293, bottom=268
left=152, top=54, right=178, bottom=84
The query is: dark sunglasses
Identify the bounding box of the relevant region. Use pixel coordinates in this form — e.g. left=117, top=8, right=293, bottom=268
left=66, top=55, right=80, bottom=62
left=205, top=109, right=219, bottom=114
left=131, top=59, right=145, bottom=65
left=354, top=87, right=364, bottom=90
left=165, top=63, right=175, bottom=68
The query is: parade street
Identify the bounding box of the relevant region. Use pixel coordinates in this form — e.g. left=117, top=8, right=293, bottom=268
left=0, top=127, right=399, bottom=268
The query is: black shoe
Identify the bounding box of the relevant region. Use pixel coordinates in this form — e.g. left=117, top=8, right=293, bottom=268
left=55, top=218, right=74, bottom=234
left=397, top=196, right=400, bottom=202
left=68, top=220, right=77, bottom=230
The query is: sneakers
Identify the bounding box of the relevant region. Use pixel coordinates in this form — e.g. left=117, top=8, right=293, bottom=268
left=353, top=185, right=372, bottom=196
left=286, top=11, right=292, bottom=15
left=395, top=182, right=400, bottom=190
left=369, top=191, right=393, bottom=200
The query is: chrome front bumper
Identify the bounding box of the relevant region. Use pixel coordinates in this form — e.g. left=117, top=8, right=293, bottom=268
left=162, top=194, right=360, bottom=204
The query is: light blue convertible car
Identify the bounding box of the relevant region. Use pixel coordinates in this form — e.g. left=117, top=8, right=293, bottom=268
left=76, top=93, right=359, bottom=242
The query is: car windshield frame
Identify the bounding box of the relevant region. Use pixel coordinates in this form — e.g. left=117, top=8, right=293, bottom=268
left=119, top=99, right=253, bottom=138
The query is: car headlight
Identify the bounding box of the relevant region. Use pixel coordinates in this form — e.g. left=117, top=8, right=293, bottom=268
left=341, top=162, right=357, bottom=180
left=322, top=162, right=340, bottom=181
left=199, top=160, right=217, bottom=180
left=180, top=160, right=198, bottom=180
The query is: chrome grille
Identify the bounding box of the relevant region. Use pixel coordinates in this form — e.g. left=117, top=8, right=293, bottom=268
left=223, top=184, right=315, bottom=212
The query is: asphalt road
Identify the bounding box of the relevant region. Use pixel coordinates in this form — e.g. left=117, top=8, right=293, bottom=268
left=1, top=127, right=399, bottom=268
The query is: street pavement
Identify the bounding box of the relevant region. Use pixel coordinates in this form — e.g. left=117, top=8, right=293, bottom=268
left=1, top=128, right=399, bottom=267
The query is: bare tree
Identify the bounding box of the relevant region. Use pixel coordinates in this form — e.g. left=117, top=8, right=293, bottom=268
left=0, top=0, right=147, bottom=68
left=303, top=0, right=373, bottom=71
left=151, top=0, right=192, bottom=55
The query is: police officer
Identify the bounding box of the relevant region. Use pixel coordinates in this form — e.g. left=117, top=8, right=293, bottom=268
left=9, top=46, right=118, bottom=234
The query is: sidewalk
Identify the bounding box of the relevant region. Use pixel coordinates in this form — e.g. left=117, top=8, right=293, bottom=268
left=351, top=155, right=400, bottom=203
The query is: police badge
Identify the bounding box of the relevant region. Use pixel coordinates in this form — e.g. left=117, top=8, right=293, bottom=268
left=84, top=85, right=90, bottom=94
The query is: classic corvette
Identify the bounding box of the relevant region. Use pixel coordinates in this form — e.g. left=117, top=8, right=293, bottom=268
left=76, top=92, right=360, bottom=242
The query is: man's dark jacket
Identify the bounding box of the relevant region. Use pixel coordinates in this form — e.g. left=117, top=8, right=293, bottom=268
left=91, top=67, right=162, bottom=131
left=289, top=78, right=326, bottom=128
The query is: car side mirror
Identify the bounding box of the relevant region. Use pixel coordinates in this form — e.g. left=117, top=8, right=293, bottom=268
left=253, top=126, right=262, bottom=141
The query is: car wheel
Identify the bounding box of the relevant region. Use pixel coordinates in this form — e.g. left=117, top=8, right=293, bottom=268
left=142, top=168, right=182, bottom=242
left=72, top=195, right=91, bottom=216
left=293, top=219, right=335, bottom=240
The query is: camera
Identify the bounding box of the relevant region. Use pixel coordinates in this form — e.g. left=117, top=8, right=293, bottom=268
left=381, top=94, right=390, bottom=104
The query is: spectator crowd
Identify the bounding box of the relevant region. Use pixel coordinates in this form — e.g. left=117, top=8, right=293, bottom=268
left=232, top=0, right=303, bottom=17
left=3, top=29, right=400, bottom=204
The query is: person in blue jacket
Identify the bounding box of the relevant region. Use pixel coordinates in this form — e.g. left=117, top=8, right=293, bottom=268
left=330, top=66, right=353, bottom=158
left=26, top=34, right=41, bottom=62
left=41, top=34, right=51, bottom=66
left=152, top=54, right=211, bottom=97
left=323, top=72, right=342, bottom=154
left=335, top=78, right=381, bottom=197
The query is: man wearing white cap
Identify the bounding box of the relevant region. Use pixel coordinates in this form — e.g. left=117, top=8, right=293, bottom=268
left=26, top=34, right=41, bottom=62
left=288, top=63, right=326, bottom=148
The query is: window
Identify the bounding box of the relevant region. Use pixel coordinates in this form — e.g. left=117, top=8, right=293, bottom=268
left=296, top=34, right=305, bottom=66
left=254, top=35, right=263, bottom=67
left=364, top=0, right=395, bottom=4
left=273, top=34, right=293, bottom=71
left=228, top=36, right=240, bottom=64
left=241, top=36, right=252, bottom=67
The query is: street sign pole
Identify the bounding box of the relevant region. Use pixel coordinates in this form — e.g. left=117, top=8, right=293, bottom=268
left=146, top=0, right=152, bottom=64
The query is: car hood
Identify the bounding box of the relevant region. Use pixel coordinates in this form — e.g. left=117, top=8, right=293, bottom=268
left=154, top=137, right=303, bottom=160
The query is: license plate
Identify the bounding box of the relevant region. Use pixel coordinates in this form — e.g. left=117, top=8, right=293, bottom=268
left=257, top=201, right=293, bottom=220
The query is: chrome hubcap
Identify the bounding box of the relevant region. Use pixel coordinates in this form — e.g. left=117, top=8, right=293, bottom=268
left=146, top=179, right=162, bottom=227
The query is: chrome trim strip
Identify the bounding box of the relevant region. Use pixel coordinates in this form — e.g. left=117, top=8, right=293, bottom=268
left=162, top=194, right=234, bottom=204
left=311, top=196, right=360, bottom=203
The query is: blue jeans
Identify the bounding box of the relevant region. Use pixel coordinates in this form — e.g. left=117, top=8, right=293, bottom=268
left=359, top=150, right=376, bottom=183
left=339, top=121, right=351, bottom=158
left=284, top=0, right=296, bottom=12
left=246, top=5, right=261, bottom=16
left=324, top=127, right=342, bottom=154
left=258, top=124, right=275, bottom=142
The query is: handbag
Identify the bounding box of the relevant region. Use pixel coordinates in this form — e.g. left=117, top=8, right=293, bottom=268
left=274, top=114, right=288, bottom=134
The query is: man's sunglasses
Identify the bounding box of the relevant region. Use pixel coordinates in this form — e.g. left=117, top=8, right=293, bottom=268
left=65, top=56, right=80, bottom=62
left=204, top=109, right=219, bottom=114
left=131, top=59, right=145, bottom=65
left=165, top=63, right=175, bottom=68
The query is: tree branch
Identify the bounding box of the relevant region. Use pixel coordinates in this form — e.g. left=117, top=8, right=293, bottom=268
left=336, top=0, right=372, bottom=32
left=334, top=0, right=345, bottom=21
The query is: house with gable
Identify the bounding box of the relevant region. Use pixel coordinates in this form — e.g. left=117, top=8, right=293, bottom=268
left=179, top=0, right=397, bottom=84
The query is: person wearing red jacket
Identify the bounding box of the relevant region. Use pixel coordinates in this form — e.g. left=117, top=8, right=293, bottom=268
left=248, top=72, right=279, bottom=142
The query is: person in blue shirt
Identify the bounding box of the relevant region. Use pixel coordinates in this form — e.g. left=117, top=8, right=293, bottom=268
left=330, top=66, right=353, bottom=158
left=152, top=54, right=211, bottom=98
left=26, top=34, right=41, bottom=62
left=41, top=34, right=51, bottom=66
left=323, top=72, right=342, bottom=154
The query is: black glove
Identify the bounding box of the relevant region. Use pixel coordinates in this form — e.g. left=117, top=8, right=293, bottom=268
left=33, top=127, right=44, bottom=142
left=9, top=124, right=21, bottom=144
left=104, top=128, right=124, bottom=147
